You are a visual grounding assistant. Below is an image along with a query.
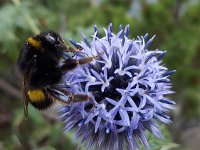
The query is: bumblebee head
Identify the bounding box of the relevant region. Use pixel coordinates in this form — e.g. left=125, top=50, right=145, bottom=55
left=38, top=31, right=68, bottom=53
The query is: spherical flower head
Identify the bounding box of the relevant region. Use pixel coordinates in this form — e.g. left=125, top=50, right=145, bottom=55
left=60, top=23, right=176, bottom=150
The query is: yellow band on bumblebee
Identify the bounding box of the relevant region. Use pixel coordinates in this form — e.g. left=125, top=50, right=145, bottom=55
left=27, top=37, right=41, bottom=49
left=27, top=90, right=45, bottom=102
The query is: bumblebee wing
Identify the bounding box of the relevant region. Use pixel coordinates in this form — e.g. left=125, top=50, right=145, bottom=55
left=22, top=58, right=37, bottom=117
left=17, top=43, right=35, bottom=73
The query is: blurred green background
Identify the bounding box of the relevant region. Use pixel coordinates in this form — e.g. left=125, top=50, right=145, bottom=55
left=0, top=0, right=200, bottom=149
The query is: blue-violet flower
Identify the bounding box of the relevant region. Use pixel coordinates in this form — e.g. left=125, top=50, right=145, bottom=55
left=60, top=23, right=176, bottom=150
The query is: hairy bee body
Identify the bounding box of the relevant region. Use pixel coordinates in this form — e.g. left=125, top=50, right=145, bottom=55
left=17, top=31, right=95, bottom=115
left=18, top=37, right=62, bottom=88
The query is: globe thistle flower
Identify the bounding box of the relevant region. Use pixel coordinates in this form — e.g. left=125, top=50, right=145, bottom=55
left=60, top=23, right=176, bottom=150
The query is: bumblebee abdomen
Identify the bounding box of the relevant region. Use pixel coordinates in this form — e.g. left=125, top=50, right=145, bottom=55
left=27, top=89, right=53, bottom=110
left=30, top=99, right=53, bottom=110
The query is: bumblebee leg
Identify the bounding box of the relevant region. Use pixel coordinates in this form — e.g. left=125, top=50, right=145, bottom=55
left=60, top=59, right=79, bottom=71
left=48, top=88, right=95, bottom=110
left=63, top=46, right=82, bottom=52
left=71, top=94, right=96, bottom=112
left=24, top=98, right=29, bottom=118
left=67, top=47, right=82, bottom=52
left=23, top=88, right=29, bottom=118
left=77, top=52, right=103, bottom=65
left=23, top=78, right=29, bottom=118
left=60, top=55, right=100, bottom=72
left=78, top=56, right=97, bottom=65
left=48, top=88, right=90, bottom=104
left=71, top=93, right=90, bottom=103
left=70, top=94, right=95, bottom=113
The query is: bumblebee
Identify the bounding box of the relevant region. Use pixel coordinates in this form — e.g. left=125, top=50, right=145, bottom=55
left=17, top=31, right=96, bottom=116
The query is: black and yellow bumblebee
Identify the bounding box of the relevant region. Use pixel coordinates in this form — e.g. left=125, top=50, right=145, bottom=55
left=17, top=31, right=96, bottom=116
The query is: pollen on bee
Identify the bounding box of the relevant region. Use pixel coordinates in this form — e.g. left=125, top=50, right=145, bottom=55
left=27, top=90, right=46, bottom=102
left=27, top=37, right=41, bottom=49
